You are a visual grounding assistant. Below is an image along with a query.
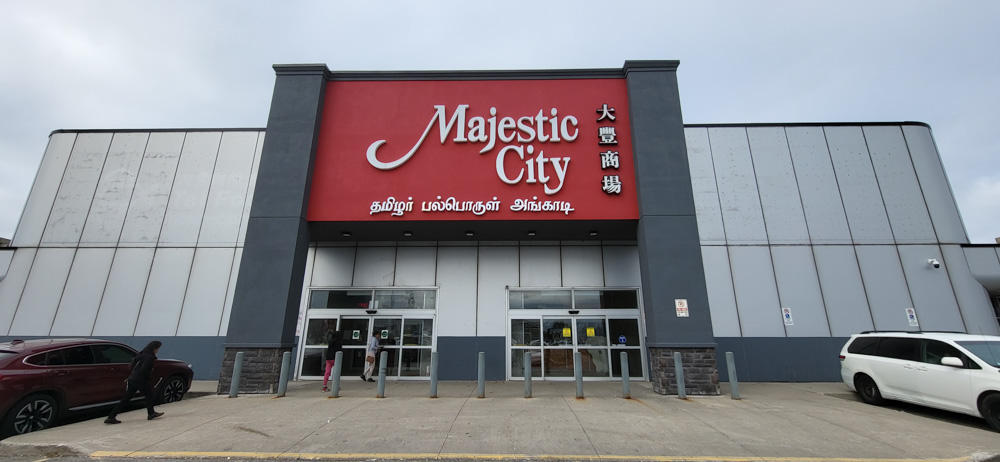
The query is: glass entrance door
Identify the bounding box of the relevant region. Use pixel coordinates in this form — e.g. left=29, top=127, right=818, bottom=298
left=300, top=315, right=434, bottom=380
left=509, top=315, right=644, bottom=380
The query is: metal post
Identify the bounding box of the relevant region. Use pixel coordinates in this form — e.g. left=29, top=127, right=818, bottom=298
left=524, top=351, right=532, bottom=398
left=673, top=351, right=686, bottom=399
left=276, top=351, right=291, bottom=397
left=228, top=352, right=244, bottom=398
left=620, top=351, right=631, bottom=399
left=376, top=350, right=388, bottom=398
left=429, top=351, right=439, bottom=398
left=574, top=351, right=584, bottom=399
left=477, top=352, right=486, bottom=398
left=329, top=351, right=343, bottom=398
left=726, top=351, right=740, bottom=400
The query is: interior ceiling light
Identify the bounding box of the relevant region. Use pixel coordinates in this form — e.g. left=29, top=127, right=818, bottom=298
left=403, top=231, right=413, bottom=237
left=341, top=232, right=352, bottom=237
left=465, top=231, right=474, bottom=237
left=589, top=231, right=598, bottom=236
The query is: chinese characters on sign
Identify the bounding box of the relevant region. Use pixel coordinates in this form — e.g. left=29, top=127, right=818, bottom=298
left=597, top=103, right=623, bottom=195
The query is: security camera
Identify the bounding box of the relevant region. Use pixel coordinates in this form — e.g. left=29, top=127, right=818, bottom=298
left=928, top=258, right=940, bottom=269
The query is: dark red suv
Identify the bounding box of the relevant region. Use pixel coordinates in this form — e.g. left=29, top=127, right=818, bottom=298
left=0, top=338, right=193, bottom=438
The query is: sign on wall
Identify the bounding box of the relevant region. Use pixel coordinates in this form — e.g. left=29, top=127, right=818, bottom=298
left=308, top=79, right=638, bottom=222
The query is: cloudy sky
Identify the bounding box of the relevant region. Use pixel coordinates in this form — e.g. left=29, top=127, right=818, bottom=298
left=1, top=1, right=998, bottom=243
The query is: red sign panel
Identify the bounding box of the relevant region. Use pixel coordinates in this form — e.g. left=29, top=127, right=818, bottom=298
left=308, top=78, right=638, bottom=222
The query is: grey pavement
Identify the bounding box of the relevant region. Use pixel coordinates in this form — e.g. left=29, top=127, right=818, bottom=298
left=3, top=379, right=1000, bottom=461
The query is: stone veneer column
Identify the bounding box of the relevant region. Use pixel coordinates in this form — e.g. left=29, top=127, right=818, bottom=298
left=624, top=61, right=719, bottom=395
left=217, top=64, right=328, bottom=394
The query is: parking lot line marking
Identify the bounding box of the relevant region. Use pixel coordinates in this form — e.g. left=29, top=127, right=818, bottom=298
left=89, top=450, right=972, bottom=462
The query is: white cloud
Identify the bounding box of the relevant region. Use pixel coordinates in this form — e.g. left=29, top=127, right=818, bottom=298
left=1, top=0, right=999, bottom=242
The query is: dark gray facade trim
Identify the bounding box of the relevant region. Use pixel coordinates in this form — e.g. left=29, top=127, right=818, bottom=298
left=276, top=61, right=679, bottom=82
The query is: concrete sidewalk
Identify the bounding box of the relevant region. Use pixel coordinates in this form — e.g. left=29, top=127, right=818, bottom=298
left=3, top=380, right=1000, bottom=461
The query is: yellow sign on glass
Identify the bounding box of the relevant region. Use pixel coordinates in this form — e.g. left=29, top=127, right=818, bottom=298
left=562, top=327, right=572, bottom=337
left=587, top=327, right=595, bottom=337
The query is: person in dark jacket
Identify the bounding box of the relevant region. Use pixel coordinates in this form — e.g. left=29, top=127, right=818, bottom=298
left=322, top=322, right=342, bottom=392
left=105, top=340, right=164, bottom=424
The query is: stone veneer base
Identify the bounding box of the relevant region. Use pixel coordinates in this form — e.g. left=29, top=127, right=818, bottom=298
left=217, top=347, right=292, bottom=394
left=650, top=347, right=720, bottom=395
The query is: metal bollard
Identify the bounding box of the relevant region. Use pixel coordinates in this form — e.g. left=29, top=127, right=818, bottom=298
left=726, top=351, right=740, bottom=400
left=673, top=351, right=686, bottom=399
left=429, top=351, right=439, bottom=398
left=377, top=350, right=388, bottom=398
left=524, top=351, right=532, bottom=398
left=329, top=351, right=343, bottom=398
left=229, top=352, right=244, bottom=398
left=574, top=351, right=584, bottom=399
left=276, top=351, right=291, bottom=397
left=620, top=351, right=631, bottom=399
left=477, top=352, right=486, bottom=398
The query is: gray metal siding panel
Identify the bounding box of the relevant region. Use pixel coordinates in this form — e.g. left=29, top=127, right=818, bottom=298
left=9, top=248, right=75, bottom=335
left=701, top=246, right=740, bottom=337
left=729, top=246, right=784, bottom=337
left=855, top=245, right=914, bottom=330
left=352, top=247, right=396, bottom=287
left=394, top=246, right=437, bottom=286
left=898, top=245, right=965, bottom=331
left=902, top=126, right=968, bottom=244
left=785, top=127, right=852, bottom=244
left=311, top=246, right=356, bottom=287
left=863, top=126, right=936, bottom=243
left=41, top=133, right=114, bottom=246
left=176, top=248, right=236, bottom=336
left=709, top=127, right=768, bottom=244
left=437, top=247, right=478, bottom=337
left=92, top=248, right=155, bottom=336
left=0, top=249, right=36, bottom=335
left=519, top=246, right=561, bottom=287
left=198, top=132, right=260, bottom=246
left=747, top=127, right=810, bottom=244
left=50, top=248, right=114, bottom=336
left=478, top=246, right=518, bottom=338
left=238, top=133, right=265, bottom=246
left=217, top=248, right=243, bottom=336
left=825, top=127, right=894, bottom=244
left=134, top=248, right=195, bottom=336
left=437, top=336, right=506, bottom=380
left=0, top=251, right=11, bottom=280
left=79, top=132, right=148, bottom=245
left=944, top=246, right=999, bottom=334
left=602, top=246, right=640, bottom=287
left=12, top=133, right=76, bottom=247
left=716, top=337, right=846, bottom=382
left=813, top=246, right=873, bottom=336
left=119, top=132, right=185, bottom=245
left=964, top=247, right=1000, bottom=292
left=158, top=132, right=222, bottom=246
left=685, top=127, right=725, bottom=244
left=561, top=246, right=603, bottom=287
left=770, top=246, right=830, bottom=336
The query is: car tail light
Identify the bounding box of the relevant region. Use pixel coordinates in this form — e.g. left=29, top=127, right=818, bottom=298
left=838, top=355, right=845, bottom=361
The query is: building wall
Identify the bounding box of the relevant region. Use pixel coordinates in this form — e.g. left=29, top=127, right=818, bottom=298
left=3, top=124, right=995, bottom=383
left=686, top=124, right=998, bottom=381
left=302, top=242, right=642, bottom=380
left=0, top=130, right=264, bottom=378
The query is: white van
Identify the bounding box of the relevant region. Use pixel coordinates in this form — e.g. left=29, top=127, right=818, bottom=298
left=839, top=331, right=1000, bottom=432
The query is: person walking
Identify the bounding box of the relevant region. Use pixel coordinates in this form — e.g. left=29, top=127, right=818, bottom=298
left=105, top=341, right=164, bottom=424
left=322, top=323, right=342, bottom=392
left=361, top=331, right=379, bottom=382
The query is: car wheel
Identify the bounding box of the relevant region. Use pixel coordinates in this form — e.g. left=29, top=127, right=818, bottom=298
left=854, top=374, right=885, bottom=406
left=979, top=394, right=1000, bottom=432
left=157, top=375, right=187, bottom=404
left=2, top=394, right=58, bottom=437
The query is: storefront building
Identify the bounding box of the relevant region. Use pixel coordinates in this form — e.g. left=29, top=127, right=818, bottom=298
left=1, top=61, right=999, bottom=395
